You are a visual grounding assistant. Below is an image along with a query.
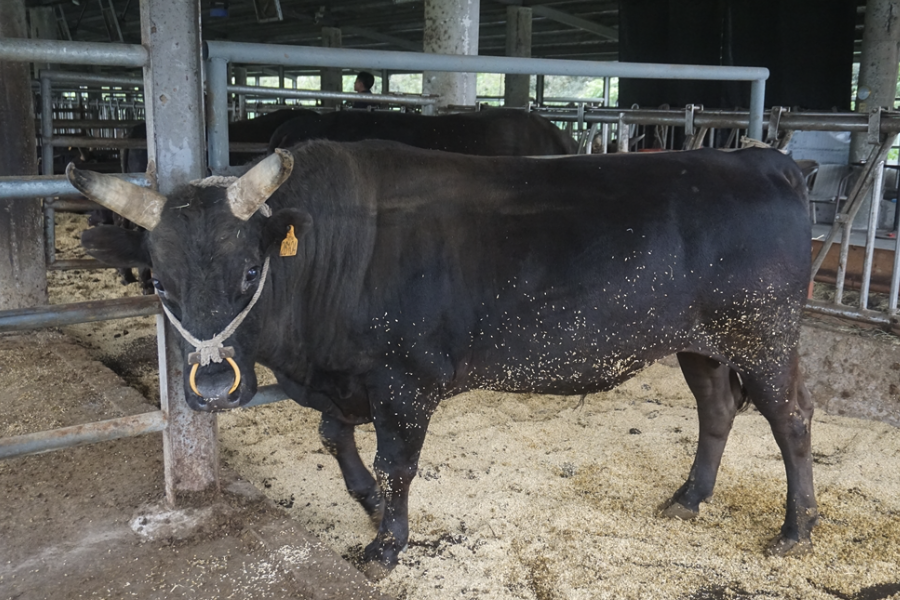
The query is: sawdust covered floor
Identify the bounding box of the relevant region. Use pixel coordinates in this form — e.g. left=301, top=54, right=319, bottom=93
left=219, top=364, right=900, bottom=600
left=31, top=213, right=900, bottom=599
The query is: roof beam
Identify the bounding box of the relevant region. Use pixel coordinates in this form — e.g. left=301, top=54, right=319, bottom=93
left=342, top=25, right=422, bottom=52
left=494, top=1, right=619, bottom=41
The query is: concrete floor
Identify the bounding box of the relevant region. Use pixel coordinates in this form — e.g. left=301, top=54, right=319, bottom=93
left=0, top=331, right=392, bottom=600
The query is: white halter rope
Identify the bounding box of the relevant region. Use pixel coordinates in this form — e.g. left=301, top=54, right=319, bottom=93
left=159, top=255, right=271, bottom=396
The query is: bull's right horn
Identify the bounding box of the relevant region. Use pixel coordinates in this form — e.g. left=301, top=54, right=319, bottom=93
left=226, top=149, right=294, bottom=221
left=66, top=164, right=167, bottom=231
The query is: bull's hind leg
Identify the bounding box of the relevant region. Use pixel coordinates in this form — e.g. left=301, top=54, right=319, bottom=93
left=659, top=352, right=743, bottom=519
left=744, top=351, right=817, bottom=557
left=318, top=414, right=384, bottom=526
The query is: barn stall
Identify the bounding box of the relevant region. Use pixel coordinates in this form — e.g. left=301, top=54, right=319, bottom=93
left=2, top=1, right=900, bottom=598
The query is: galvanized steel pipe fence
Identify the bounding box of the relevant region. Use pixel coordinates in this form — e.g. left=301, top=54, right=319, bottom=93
left=201, top=40, right=769, bottom=172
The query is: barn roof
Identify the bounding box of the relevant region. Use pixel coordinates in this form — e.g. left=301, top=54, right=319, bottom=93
left=27, top=0, right=867, bottom=72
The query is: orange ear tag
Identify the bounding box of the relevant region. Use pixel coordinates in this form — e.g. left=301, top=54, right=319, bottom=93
left=280, top=225, right=298, bottom=257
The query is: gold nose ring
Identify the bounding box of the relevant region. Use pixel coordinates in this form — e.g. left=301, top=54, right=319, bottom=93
left=189, top=357, right=241, bottom=397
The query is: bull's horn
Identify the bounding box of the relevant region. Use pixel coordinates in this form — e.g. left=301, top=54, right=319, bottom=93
left=65, top=164, right=167, bottom=231
left=226, top=148, right=294, bottom=221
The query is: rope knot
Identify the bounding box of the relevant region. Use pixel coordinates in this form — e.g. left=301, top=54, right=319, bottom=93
left=188, top=343, right=234, bottom=367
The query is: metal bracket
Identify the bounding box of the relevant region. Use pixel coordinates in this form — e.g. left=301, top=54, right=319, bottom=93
left=868, top=107, right=883, bottom=146
left=617, top=112, right=629, bottom=153
left=684, top=104, right=697, bottom=136
left=767, top=106, right=787, bottom=144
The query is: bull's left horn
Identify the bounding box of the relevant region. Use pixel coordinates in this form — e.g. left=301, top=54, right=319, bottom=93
left=65, top=164, right=167, bottom=231
left=226, top=148, right=294, bottom=221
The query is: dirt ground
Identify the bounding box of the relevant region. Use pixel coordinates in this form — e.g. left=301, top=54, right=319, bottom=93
left=3, top=213, right=900, bottom=599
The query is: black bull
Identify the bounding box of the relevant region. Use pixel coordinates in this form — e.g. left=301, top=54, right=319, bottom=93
left=69, top=142, right=817, bottom=578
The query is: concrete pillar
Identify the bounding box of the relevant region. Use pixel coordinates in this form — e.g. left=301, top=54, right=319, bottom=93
left=504, top=6, right=532, bottom=107
left=0, top=0, right=48, bottom=311
left=140, top=0, right=218, bottom=502
left=423, top=0, right=480, bottom=108
left=850, top=0, right=900, bottom=163
left=321, top=27, right=343, bottom=109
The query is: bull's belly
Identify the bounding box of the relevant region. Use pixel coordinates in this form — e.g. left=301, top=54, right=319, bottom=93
left=461, top=336, right=677, bottom=396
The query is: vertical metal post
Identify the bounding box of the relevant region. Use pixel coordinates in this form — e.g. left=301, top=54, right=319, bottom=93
left=207, top=56, right=229, bottom=173
left=233, top=66, right=247, bottom=120
left=40, top=74, right=54, bottom=176
left=40, top=73, right=56, bottom=268
left=890, top=220, right=900, bottom=314
left=860, top=162, right=885, bottom=308
left=141, top=0, right=218, bottom=502
left=601, top=76, right=611, bottom=153
left=321, top=27, right=343, bottom=109
left=835, top=216, right=852, bottom=305
left=748, top=78, right=765, bottom=141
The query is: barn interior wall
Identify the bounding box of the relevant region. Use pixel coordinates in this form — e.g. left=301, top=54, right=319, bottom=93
left=618, top=0, right=857, bottom=110
left=801, top=319, right=900, bottom=428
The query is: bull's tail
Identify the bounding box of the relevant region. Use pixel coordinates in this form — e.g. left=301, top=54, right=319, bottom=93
left=733, top=369, right=752, bottom=413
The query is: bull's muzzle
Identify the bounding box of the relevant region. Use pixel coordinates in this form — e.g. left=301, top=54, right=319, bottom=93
left=187, top=348, right=242, bottom=411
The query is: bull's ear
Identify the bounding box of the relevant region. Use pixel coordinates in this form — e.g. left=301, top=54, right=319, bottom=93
left=81, top=225, right=151, bottom=268
left=262, top=208, right=312, bottom=253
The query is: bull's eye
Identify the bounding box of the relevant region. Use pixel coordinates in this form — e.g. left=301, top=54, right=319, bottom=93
left=151, top=278, right=166, bottom=295
left=242, top=266, right=260, bottom=293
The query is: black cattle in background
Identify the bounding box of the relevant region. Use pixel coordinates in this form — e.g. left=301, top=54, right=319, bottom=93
left=121, top=107, right=316, bottom=173
left=267, top=108, right=578, bottom=156
left=70, top=142, right=817, bottom=578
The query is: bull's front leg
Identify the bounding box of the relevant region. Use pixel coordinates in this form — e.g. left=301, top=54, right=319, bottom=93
left=362, top=379, right=436, bottom=580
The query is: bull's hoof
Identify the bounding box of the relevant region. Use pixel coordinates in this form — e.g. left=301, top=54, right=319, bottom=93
left=361, top=539, right=404, bottom=581
left=657, top=498, right=699, bottom=521
left=367, top=498, right=386, bottom=530
left=361, top=559, right=395, bottom=582
left=766, top=534, right=813, bottom=558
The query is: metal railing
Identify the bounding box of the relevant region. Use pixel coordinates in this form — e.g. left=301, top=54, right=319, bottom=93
left=0, top=295, right=289, bottom=459
left=202, top=41, right=769, bottom=172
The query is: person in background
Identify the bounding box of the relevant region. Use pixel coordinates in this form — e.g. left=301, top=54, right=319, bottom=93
left=352, top=71, right=376, bottom=109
